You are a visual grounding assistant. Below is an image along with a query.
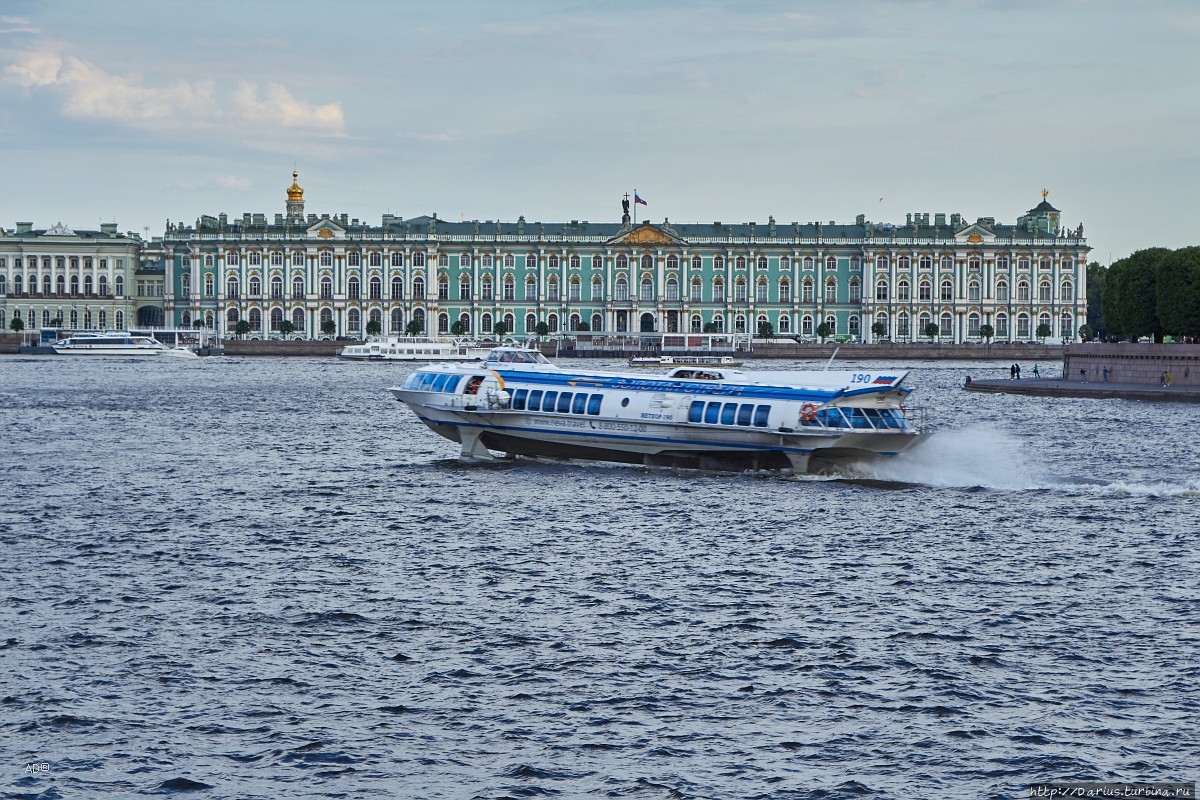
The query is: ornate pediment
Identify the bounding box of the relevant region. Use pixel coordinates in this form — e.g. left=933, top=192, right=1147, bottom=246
left=608, top=223, right=684, bottom=246
left=307, top=219, right=345, bottom=240
left=954, top=223, right=996, bottom=244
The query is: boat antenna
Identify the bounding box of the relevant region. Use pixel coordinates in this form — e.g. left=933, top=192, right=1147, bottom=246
left=824, top=347, right=840, bottom=371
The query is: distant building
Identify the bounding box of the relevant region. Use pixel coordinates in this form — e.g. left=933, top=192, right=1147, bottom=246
left=159, top=176, right=1089, bottom=344
left=0, top=221, right=146, bottom=333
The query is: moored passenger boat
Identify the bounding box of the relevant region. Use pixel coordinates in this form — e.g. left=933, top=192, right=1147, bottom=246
left=388, top=347, right=928, bottom=474
left=628, top=354, right=743, bottom=367
left=338, top=336, right=490, bottom=361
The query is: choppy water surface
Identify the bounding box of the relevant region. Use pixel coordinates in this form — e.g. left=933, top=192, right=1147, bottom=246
left=1, top=354, right=1196, bottom=800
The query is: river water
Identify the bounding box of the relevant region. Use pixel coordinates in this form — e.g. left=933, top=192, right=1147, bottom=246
left=1, top=354, right=1196, bottom=800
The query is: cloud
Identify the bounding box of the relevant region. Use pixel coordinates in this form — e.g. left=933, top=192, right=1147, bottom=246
left=3, top=47, right=346, bottom=137
left=0, top=16, right=39, bottom=35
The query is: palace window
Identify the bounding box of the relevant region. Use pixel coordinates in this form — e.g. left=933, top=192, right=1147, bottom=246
left=504, top=276, right=515, bottom=301
left=319, top=251, right=332, bottom=267
left=615, top=278, right=629, bottom=301
left=1017, top=281, right=1030, bottom=302
left=547, top=276, right=560, bottom=302
left=413, top=277, right=425, bottom=298
left=735, top=279, right=748, bottom=302
left=347, top=277, right=360, bottom=300
left=591, top=276, right=603, bottom=301
left=481, top=276, right=493, bottom=301
left=756, top=279, right=768, bottom=303
left=227, top=277, right=240, bottom=298
left=779, top=278, right=791, bottom=302
left=641, top=277, right=654, bottom=301
left=666, top=278, right=679, bottom=302
left=780, top=256, right=790, bottom=271
left=1061, top=280, right=1073, bottom=303
left=459, top=276, right=471, bottom=301
left=713, top=279, right=725, bottom=303
left=292, top=251, right=304, bottom=267
left=524, top=276, right=537, bottom=301
left=919, top=255, right=932, bottom=270
left=593, top=255, right=603, bottom=270
left=968, top=281, right=980, bottom=303
left=439, top=276, right=450, bottom=301
left=439, top=253, right=449, bottom=268
left=940, top=279, right=953, bottom=302
left=691, top=256, right=702, bottom=271
left=691, top=278, right=703, bottom=302
left=876, top=278, right=889, bottom=302
left=714, top=256, right=725, bottom=270
left=824, top=278, right=837, bottom=303
left=570, top=277, right=581, bottom=302
left=391, top=277, right=404, bottom=299
left=370, top=277, right=383, bottom=300
left=918, top=280, right=932, bottom=302
left=413, top=252, right=426, bottom=268
left=1039, top=280, right=1051, bottom=303
left=897, top=312, right=910, bottom=338
left=802, top=279, right=814, bottom=303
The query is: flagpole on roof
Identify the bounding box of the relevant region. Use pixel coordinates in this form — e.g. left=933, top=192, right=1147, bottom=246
left=633, top=189, right=637, bottom=225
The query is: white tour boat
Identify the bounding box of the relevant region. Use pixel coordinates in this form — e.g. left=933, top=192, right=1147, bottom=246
left=51, top=333, right=195, bottom=357
left=388, top=346, right=928, bottom=474
left=338, top=336, right=491, bottom=362
left=628, top=354, right=744, bottom=368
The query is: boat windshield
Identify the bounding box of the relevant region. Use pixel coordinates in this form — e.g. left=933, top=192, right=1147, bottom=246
left=488, top=349, right=551, bottom=364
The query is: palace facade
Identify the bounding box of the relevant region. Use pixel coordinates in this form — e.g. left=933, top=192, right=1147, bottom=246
left=0, top=222, right=149, bottom=334
left=152, top=174, right=1088, bottom=344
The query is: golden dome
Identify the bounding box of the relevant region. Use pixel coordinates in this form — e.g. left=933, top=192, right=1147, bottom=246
left=287, top=171, right=304, bottom=202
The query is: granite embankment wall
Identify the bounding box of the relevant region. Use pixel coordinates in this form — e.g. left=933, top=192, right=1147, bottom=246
left=1064, top=343, right=1200, bottom=386
left=0, top=334, right=21, bottom=354
left=223, top=339, right=344, bottom=357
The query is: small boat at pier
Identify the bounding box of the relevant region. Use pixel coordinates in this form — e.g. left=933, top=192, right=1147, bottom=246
left=388, top=347, right=927, bottom=474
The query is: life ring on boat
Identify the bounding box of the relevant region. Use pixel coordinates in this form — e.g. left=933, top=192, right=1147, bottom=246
left=800, top=403, right=818, bottom=422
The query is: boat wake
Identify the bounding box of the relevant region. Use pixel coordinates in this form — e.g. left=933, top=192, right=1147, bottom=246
left=837, top=427, right=1200, bottom=496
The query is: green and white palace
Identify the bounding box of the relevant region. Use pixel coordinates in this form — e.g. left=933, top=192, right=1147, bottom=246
left=160, top=174, right=1090, bottom=344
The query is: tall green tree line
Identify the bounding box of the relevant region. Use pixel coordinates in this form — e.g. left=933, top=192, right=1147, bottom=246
left=1102, top=246, right=1200, bottom=341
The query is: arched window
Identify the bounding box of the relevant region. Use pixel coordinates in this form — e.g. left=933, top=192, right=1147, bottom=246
left=591, top=313, right=603, bottom=331
left=592, top=254, right=603, bottom=270
left=412, top=277, right=425, bottom=298
left=756, top=278, right=768, bottom=303
left=271, top=276, right=283, bottom=298
left=370, top=277, right=382, bottom=300
left=757, top=256, right=768, bottom=271
left=666, top=255, right=678, bottom=270
left=940, top=278, right=953, bottom=302
left=391, top=308, right=404, bottom=333
left=114, top=276, right=124, bottom=296
left=996, top=280, right=1009, bottom=302
left=690, top=314, right=702, bottom=333
left=940, top=311, right=952, bottom=336
left=392, top=277, right=404, bottom=299
left=1060, top=280, right=1073, bottom=303
left=320, top=277, right=333, bottom=299
left=848, top=315, right=861, bottom=336
left=734, top=314, right=746, bottom=333
left=227, top=276, right=240, bottom=298
left=615, top=277, right=629, bottom=301
left=1060, top=312, right=1073, bottom=339
left=249, top=308, right=262, bottom=331
left=347, top=277, right=360, bottom=300
left=591, top=276, right=603, bottom=301
left=412, top=308, right=425, bottom=333
left=802, top=278, right=814, bottom=303
left=347, top=307, right=361, bottom=331
left=824, top=277, right=837, bottom=303
left=1017, top=281, right=1030, bottom=302
left=616, top=254, right=628, bottom=270
left=319, top=308, right=333, bottom=332
left=547, top=276, right=559, bottom=302
left=826, top=256, right=837, bottom=270
left=996, top=313, right=1009, bottom=338
left=711, top=314, right=725, bottom=333
left=780, top=256, right=790, bottom=271
left=249, top=276, right=261, bottom=296
left=525, top=313, right=537, bottom=332
left=1017, top=313, right=1031, bottom=338
left=640, top=277, right=654, bottom=301
left=778, top=314, right=791, bottom=333
left=968, top=281, right=980, bottom=303
left=481, top=312, right=493, bottom=333
left=413, top=252, right=426, bottom=267
left=269, top=308, right=283, bottom=331
left=713, top=278, right=726, bottom=303
left=691, top=256, right=702, bottom=271
left=779, top=278, right=791, bottom=302
left=848, top=278, right=861, bottom=303
left=897, top=311, right=911, bottom=338
left=666, top=278, right=679, bottom=301
left=291, top=307, right=305, bottom=331
left=876, top=278, right=889, bottom=302
left=1039, top=280, right=1051, bottom=303
left=547, top=313, right=559, bottom=332
left=801, top=314, right=813, bottom=335
left=391, top=252, right=404, bottom=267
left=968, top=312, right=981, bottom=337
left=438, top=275, right=449, bottom=300
left=458, top=312, right=470, bottom=333
left=459, top=275, right=471, bottom=301
left=524, top=275, right=538, bottom=301
left=292, top=276, right=304, bottom=298
left=569, top=277, right=581, bottom=302
left=480, top=275, right=493, bottom=301
left=918, top=279, right=931, bottom=302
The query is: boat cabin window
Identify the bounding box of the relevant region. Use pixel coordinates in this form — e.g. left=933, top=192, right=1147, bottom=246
left=542, top=391, right=558, bottom=412
left=586, top=395, right=603, bottom=415
left=736, top=405, right=753, bottom=426
left=572, top=394, right=588, bottom=414
left=704, top=402, right=720, bottom=424
left=512, top=388, right=528, bottom=409
left=689, top=401, right=704, bottom=423
left=556, top=392, right=572, bottom=413
left=815, top=408, right=849, bottom=428
left=528, top=390, right=543, bottom=410
left=753, top=405, right=770, bottom=427
left=721, top=403, right=737, bottom=425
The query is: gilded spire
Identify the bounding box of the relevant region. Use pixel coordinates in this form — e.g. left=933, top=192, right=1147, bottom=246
left=1041, top=188, right=1048, bottom=200
left=287, top=171, right=304, bottom=203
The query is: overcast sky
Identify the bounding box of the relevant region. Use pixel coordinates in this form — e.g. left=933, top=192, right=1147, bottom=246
left=1, top=0, right=1196, bottom=264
